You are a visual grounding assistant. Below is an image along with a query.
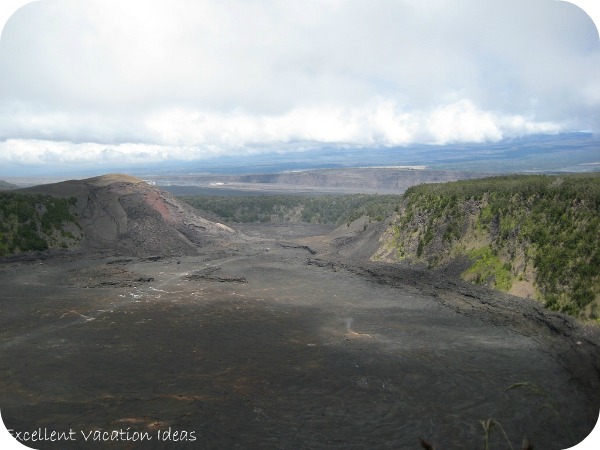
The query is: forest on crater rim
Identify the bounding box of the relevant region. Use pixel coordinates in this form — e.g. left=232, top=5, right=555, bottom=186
left=374, top=174, right=600, bottom=322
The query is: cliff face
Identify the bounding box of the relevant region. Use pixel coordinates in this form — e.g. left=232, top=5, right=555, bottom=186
left=373, top=175, right=600, bottom=321
left=19, top=174, right=237, bottom=256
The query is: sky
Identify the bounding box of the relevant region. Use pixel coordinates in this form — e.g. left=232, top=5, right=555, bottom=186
left=0, top=0, right=599, bottom=175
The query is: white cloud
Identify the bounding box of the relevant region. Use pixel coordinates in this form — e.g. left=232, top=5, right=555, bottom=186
left=0, top=98, right=566, bottom=153
left=0, top=99, right=567, bottom=168
left=0, top=0, right=598, bottom=168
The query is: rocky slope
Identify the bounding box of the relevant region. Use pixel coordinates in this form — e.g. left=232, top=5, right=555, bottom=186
left=373, top=174, right=600, bottom=322
left=19, top=174, right=237, bottom=256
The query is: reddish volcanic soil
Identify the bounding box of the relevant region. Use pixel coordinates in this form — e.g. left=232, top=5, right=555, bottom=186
left=0, top=224, right=599, bottom=449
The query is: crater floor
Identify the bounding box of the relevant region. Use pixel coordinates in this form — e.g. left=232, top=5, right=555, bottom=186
left=1, top=226, right=598, bottom=449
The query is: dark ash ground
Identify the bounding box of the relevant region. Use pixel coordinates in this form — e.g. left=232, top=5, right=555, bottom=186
left=1, top=223, right=599, bottom=449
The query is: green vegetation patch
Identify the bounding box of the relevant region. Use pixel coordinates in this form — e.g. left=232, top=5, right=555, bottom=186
left=179, top=194, right=401, bottom=226
left=463, top=246, right=513, bottom=292
left=0, top=192, right=79, bottom=255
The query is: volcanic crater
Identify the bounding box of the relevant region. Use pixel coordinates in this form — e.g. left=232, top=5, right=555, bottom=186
left=1, top=175, right=598, bottom=449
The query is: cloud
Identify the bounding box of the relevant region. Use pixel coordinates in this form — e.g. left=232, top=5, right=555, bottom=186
left=0, top=100, right=565, bottom=168
left=0, top=0, right=598, bottom=168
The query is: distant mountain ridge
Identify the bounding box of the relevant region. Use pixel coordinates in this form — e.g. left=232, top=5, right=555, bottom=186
left=9, top=174, right=237, bottom=257
left=139, top=132, right=600, bottom=176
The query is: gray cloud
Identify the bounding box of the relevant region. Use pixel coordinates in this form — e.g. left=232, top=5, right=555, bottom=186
left=0, top=0, right=598, bottom=167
